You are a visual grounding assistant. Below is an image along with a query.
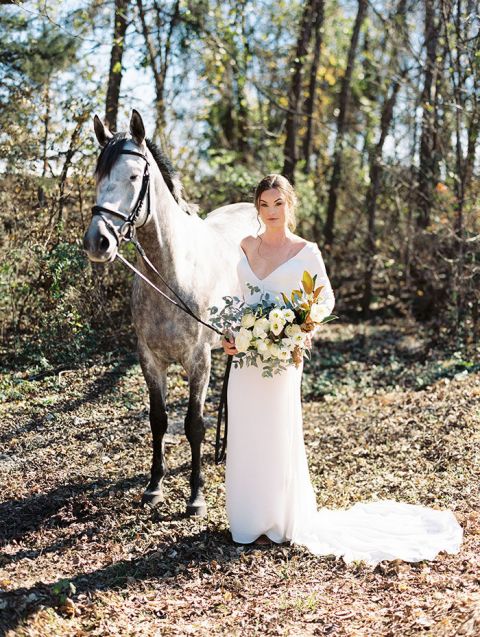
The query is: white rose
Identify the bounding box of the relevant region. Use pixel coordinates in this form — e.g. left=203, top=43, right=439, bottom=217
left=277, top=348, right=291, bottom=362
left=282, top=308, right=295, bottom=323
left=285, top=323, right=302, bottom=337
left=310, top=302, right=329, bottom=323
left=270, top=318, right=285, bottom=336
left=235, top=327, right=253, bottom=353
left=252, top=317, right=270, bottom=338
left=256, top=339, right=270, bottom=355
left=241, top=312, right=256, bottom=329
left=268, top=343, right=281, bottom=358
left=279, top=337, right=295, bottom=351
left=259, top=346, right=272, bottom=360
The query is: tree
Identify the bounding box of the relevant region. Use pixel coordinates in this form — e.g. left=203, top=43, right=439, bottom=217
left=136, top=0, right=181, bottom=148
left=282, top=0, right=318, bottom=184
left=361, top=0, right=409, bottom=316
left=302, top=0, right=325, bottom=174
left=323, top=0, right=368, bottom=247
left=105, top=0, right=131, bottom=132
left=417, top=0, right=442, bottom=229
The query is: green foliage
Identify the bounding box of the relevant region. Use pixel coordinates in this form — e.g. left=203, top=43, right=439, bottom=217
left=0, top=0, right=478, bottom=373
left=196, top=149, right=262, bottom=211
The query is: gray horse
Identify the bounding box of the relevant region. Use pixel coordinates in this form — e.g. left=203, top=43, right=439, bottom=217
left=84, top=109, right=259, bottom=516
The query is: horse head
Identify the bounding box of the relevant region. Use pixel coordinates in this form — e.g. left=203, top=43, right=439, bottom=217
left=83, top=109, right=151, bottom=262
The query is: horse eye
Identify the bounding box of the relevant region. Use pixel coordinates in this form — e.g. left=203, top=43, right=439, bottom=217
left=130, top=175, right=138, bottom=181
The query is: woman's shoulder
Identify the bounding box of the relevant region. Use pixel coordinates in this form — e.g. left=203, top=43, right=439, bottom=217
left=240, top=235, right=256, bottom=249
left=292, top=236, right=319, bottom=253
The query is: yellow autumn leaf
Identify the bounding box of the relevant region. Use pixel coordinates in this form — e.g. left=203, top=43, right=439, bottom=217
left=302, top=271, right=313, bottom=294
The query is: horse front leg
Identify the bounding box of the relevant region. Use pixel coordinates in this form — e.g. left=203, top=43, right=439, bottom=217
left=139, top=345, right=169, bottom=508
left=184, top=343, right=211, bottom=517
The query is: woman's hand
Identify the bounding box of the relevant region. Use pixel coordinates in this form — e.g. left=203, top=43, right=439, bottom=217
left=222, top=333, right=238, bottom=356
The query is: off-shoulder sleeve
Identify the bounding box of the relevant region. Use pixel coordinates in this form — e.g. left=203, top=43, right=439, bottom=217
left=308, top=242, right=335, bottom=317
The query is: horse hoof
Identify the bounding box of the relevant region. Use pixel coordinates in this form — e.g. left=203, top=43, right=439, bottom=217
left=141, top=490, right=164, bottom=508
left=186, top=500, right=207, bottom=517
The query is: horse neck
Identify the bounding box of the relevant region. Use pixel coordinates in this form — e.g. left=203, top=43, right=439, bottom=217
left=136, top=166, right=192, bottom=274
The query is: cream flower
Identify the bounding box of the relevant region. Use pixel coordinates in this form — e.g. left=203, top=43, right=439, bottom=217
left=291, top=331, right=307, bottom=345
left=282, top=308, right=295, bottom=323
left=285, top=323, right=302, bottom=337
left=256, top=339, right=270, bottom=355
left=241, top=312, right=256, bottom=329
left=270, top=318, right=285, bottom=336
left=268, top=342, right=281, bottom=358
left=253, top=317, right=270, bottom=338
left=280, top=337, right=295, bottom=351
left=310, top=302, right=329, bottom=323
left=268, top=308, right=284, bottom=322
left=235, top=327, right=253, bottom=353
left=277, top=348, right=291, bottom=362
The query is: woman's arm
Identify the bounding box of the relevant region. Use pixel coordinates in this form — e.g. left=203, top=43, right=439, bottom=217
left=309, top=244, right=335, bottom=337
left=311, top=243, right=335, bottom=314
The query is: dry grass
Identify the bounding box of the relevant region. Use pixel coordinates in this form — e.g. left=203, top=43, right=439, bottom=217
left=1, top=318, right=479, bottom=636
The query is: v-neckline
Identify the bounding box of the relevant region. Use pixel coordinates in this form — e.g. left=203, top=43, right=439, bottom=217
left=240, top=242, right=309, bottom=282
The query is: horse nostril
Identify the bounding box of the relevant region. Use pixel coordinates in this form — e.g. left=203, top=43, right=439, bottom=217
left=99, top=235, right=110, bottom=251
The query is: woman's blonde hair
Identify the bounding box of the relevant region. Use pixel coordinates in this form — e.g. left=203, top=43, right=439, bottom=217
left=254, top=174, right=297, bottom=231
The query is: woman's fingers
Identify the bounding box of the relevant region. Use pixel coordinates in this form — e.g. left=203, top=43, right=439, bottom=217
left=221, top=336, right=238, bottom=355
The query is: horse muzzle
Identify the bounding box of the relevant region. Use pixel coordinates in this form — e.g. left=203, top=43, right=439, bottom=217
left=83, top=220, right=118, bottom=263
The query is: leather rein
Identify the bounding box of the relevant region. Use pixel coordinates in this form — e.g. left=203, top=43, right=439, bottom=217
left=91, top=148, right=230, bottom=464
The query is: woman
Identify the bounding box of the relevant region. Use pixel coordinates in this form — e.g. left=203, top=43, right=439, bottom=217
left=221, top=174, right=463, bottom=566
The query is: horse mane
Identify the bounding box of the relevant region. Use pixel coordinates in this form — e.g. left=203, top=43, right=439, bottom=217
left=94, top=133, right=199, bottom=216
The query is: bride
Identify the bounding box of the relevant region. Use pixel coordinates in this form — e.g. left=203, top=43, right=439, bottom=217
left=220, top=173, right=463, bottom=567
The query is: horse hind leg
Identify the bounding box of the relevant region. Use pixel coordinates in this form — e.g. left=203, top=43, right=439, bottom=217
left=139, top=347, right=169, bottom=508
left=184, top=343, right=211, bottom=517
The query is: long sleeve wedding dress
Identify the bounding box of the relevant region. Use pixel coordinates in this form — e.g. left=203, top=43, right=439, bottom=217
left=225, top=241, right=463, bottom=566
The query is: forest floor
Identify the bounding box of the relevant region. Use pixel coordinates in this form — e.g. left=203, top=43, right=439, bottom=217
left=0, top=317, right=479, bottom=637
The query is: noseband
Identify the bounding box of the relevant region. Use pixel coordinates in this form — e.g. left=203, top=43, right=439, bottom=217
left=91, top=149, right=151, bottom=243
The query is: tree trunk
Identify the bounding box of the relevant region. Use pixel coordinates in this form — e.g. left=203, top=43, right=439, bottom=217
left=235, top=0, right=250, bottom=158
left=362, top=72, right=406, bottom=316
left=41, top=76, right=51, bottom=178
left=137, top=0, right=180, bottom=147
left=361, top=0, right=408, bottom=315
left=323, top=0, right=368, bottom=247
left=282, top=0, right=317, bottom=184
left=105, top=0, right=130, bottom=132
left=302, top=0, right=325, bottom=174
left=417, top=0, right=441, bottom=229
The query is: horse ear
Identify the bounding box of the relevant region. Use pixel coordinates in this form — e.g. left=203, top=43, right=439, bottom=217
left=93, top=115, right=113, bottom=147
left=130, top=109, right=146, bottom=146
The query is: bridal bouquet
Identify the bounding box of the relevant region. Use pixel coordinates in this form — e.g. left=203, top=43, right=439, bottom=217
left=208, top=270, right=337, bottom=378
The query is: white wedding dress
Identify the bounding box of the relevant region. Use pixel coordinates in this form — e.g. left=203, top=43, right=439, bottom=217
left=225, top=241, right=463, bottom=566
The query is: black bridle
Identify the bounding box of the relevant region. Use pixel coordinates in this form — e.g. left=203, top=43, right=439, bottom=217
left=91, top=149, right=151, bottom=243
left=90, top=146, right=230, bottom=465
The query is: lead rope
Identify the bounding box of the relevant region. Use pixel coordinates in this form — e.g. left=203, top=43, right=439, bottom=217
left=115, top=239, right=231, bottom=464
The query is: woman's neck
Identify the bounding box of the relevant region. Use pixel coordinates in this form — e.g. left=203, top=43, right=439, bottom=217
left=259, top=227, right=292, bottom=246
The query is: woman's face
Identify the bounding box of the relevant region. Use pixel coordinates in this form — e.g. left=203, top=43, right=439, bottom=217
left=257, top=188, right=289, bottom=229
